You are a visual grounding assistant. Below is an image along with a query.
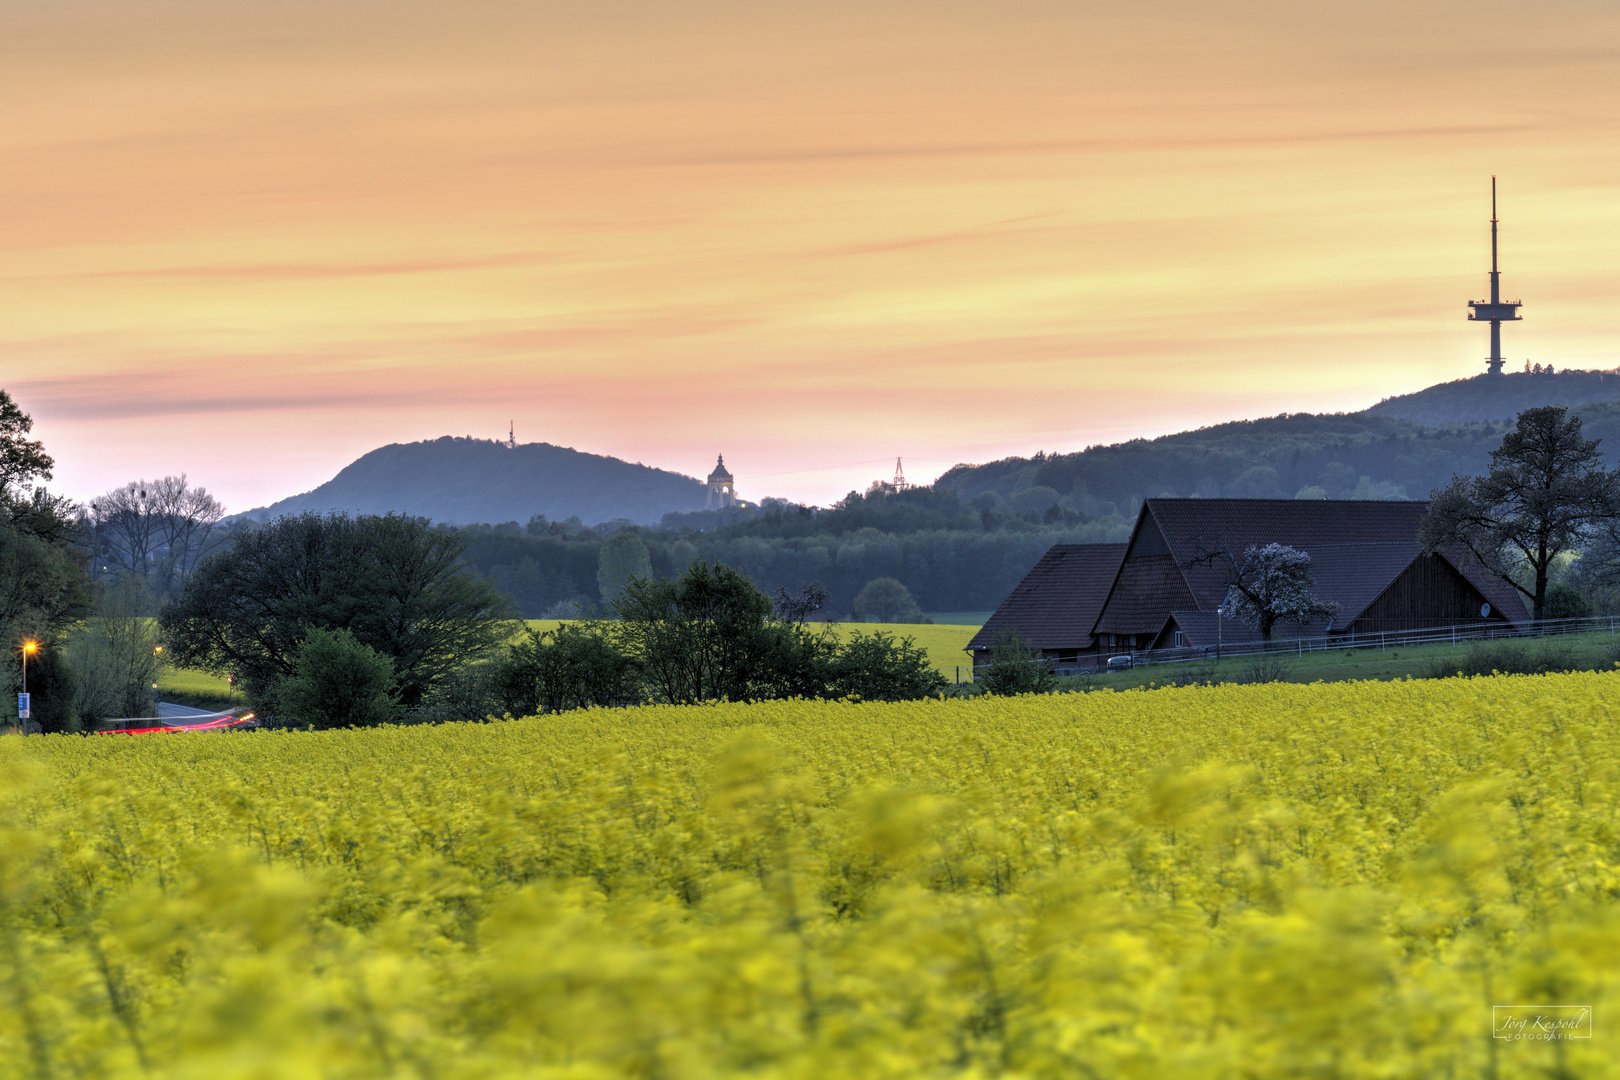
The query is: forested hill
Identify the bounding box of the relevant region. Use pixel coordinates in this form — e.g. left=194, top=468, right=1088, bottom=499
left=934, top=391, right=1620, bottom=516
left=1368, top=368, right=1620, bottom=425
left=242, top=437, right=708, bottom=526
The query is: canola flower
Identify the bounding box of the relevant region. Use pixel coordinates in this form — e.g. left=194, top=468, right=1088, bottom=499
left=2, top=674, right=1619, bottom=1078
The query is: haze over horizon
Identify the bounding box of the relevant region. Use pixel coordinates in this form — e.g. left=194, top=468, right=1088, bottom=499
left=7, top=0, right=1620, bottom=512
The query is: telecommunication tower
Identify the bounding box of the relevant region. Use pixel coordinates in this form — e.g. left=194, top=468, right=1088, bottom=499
left=1467, top=177, right=1522, bottom=376
left=508, top=421, right=515, bottom=450
left=892, top=457, right=909, bottom=492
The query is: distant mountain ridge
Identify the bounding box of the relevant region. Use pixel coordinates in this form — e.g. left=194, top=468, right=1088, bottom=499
left=241, top=437, right=708, bottom=526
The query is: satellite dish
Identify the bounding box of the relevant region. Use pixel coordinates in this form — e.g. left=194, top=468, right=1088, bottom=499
left=1480, top=602, right=1491, bottom=618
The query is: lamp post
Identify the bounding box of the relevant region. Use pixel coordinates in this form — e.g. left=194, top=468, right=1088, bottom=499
left=20, top=640, right=37, bottom=731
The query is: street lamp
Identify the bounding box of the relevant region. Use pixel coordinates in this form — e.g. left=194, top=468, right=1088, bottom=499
left=20, top=640, right=37, bottom=730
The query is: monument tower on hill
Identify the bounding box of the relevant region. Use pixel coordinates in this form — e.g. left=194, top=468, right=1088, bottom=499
left=1467, top=176, right=1522, bottom=376
left=706, top=455, right=736, bottom=509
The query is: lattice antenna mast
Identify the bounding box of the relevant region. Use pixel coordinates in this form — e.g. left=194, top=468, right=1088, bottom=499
left=508, top=421, right=515, bottom=450
left=892, top=457, right=909, bottom=491
left=1467, top=176, right=1522, bottom=375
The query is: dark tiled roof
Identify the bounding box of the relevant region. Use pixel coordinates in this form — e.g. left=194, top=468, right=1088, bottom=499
left=1167, top=611, right=1222, bottom=647
left=1307, top=543, right=1427, bottom=622
left=1100, top=499, right=1530, bottom=633
left=1094, top=553, right=1198, bottom=635
left=968, top=544, right=1127, bottom=651
left=1144, top=498, right=1430, bottom=610
left=1439, top=546, right=1531, bottom=625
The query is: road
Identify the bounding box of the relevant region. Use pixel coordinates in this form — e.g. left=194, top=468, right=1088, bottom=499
left=155, top=701, right=219, bottom=720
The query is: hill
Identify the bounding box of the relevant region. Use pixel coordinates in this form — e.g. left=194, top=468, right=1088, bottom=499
left=934, top=398, right=1620, bottom=515
left=1367, top=368, right=1620, bottom=425
left=241, top=437, right=708, bottom=526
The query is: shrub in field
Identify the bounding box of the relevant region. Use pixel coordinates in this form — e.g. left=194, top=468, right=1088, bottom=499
left=976, top=629, right=1057, bottom=695
left=1238, top=651, right=1293, bottom=684
left=274, top=626, right=400, bottom=728
left=1427, top=639, right=1581, bottom=679
left=825, top=630, right=946, bottom=701
left=613, top=561, right=941, bottom=705
left=493, top=622, right=637, bottom=715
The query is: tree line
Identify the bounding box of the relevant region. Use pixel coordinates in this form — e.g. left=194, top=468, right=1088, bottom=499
left=459, top=484, right=1128, bottom=619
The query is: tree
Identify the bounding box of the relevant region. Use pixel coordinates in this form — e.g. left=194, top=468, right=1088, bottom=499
left=977, top=630, right=1058, bottom=695
left=275, top=627, right=401, bottom=729
left=1543, top=580, right=1594, bottom=621
left=852, top=577, right=924, bottom=623
left=1187, top=542, right=1338, bottom=641
left=1420, top=406, right=1620, bottom=622
left=86, top=475, right=226, bottom=590
left=597, top=530, right=652, bottom=609
left=0, top=392, right=89, bottom=642
left=0, top=517, right=91, bottom=647
left=773, top=582, right=831, bottom=624
left=0, top=391, right=91, bottom=730
left=160, top=512, right=516, bottom=709
left=67, top=576, right=162, bottom=724
left=613, top=560, right=790, bottom=704
left=0, top=389, right=54, bottom=494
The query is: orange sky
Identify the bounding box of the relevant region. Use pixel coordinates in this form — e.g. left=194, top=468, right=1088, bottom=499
left=6, top=0, right=1620, bottom=512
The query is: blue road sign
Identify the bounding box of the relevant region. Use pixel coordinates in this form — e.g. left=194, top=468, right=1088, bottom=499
left=18, top=693, right=30, bottom=720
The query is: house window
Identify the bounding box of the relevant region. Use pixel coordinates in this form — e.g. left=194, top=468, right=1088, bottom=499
left=1173, top=631, right=1184, bottom=647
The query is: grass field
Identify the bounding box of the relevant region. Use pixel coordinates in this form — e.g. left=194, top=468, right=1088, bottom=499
left=921, top=610, right=993, bottom=626
left=153, top=664, right=234, bottom=707
left=7, top=673, right=1619, bottom=1075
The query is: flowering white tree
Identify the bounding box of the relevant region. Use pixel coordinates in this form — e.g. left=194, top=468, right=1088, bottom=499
left=1207, top=542, right=1339, bottom=641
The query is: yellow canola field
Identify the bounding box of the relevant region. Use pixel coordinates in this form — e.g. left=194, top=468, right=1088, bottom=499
left=3, top=674, right=1619, bottom=1078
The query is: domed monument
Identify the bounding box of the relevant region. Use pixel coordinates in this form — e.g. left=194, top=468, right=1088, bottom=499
left=706, top=455, right=737, bottom=509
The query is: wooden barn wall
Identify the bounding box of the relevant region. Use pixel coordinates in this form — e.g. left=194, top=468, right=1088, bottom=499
left=1351, top=554, right=1499, bottom=631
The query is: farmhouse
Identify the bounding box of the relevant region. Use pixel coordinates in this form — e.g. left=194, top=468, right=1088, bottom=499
left=968, top=498, right=1528, bottom=672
